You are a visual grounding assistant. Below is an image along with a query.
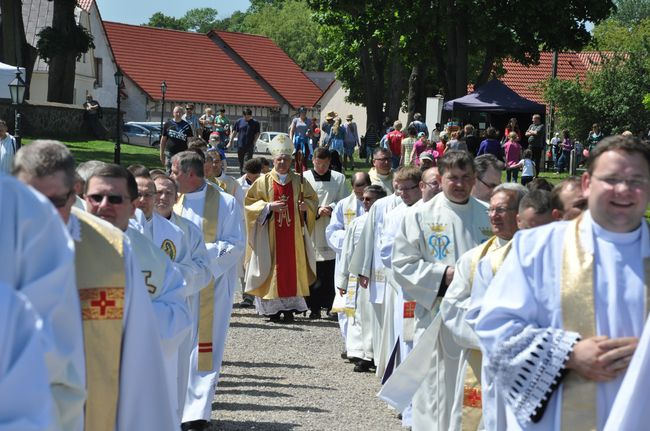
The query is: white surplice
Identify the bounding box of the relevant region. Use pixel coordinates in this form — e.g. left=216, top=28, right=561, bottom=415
left=326, top=192, right=365, bottom=340
left=125, top=227, right=191, bottom=422
left=216, top=171, right=244, bottom=207
left=389, top=193, right=490, bottom=431
left=176, top=182, right=245, bottom=422
left=348, top=193, right=402, bottom=375
left=0, top=175, right=85, bottom=431
left=475, top=211, right=650, bottom=430
left=338, top=214, right=373, bottom=361
left=0, top=283, right=57, bottom=431
left=68, top=211, right=177, bottom=430
left=304, top=169, right=349, bottom=262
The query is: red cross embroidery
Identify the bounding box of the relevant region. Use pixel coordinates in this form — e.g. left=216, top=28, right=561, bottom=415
left=90, top=291, right=116, bottom=316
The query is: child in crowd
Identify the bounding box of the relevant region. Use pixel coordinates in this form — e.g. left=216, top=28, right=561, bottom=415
left=516, top=149, right=536, bottom=186
left=503, top=131, right=522, bottom=182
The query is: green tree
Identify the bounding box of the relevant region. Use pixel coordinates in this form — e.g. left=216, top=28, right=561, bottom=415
left=145, top=12, right=186, bottom=30
left=590, top=17, right=650, bottom=54
left=212, top=11, right=249, bottom=32
left=239, top=0, right=324, bottom=70
left=181, top=7, right=220, bottom=33
left=612, top=0, right=650, bottom=24
left=543, top=47, right=650, bottom=138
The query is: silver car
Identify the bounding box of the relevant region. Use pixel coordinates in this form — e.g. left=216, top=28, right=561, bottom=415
left=122, top=122, right=161, bottom=147
left=255, top=131, right=290, bottom=154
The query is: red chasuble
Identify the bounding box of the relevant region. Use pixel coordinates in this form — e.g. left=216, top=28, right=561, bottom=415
left=273, top=181, right=298, bottom=297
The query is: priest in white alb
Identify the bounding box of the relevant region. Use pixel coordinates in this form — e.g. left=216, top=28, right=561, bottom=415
left=475, top=135, right=650, bottom=430
left=326, top=172, right=371, bottom=344
left=171, top=150, right=245, bottom=430
left=382, top=150, right=491, bottom=430
left=440, top=183, right=528, bottom=431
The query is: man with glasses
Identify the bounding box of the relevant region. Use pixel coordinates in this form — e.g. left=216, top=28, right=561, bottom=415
left=440, top=183, right=528, bottom=430
left=472, top=154, right=504, bottom=202
left=384, top=150, right=491, bottom=430
left=13, top=141, right=177, bottom=430
left=304, top=147, right=349, bottom=319
left=85, top=164, right=190, bottom=425
left=369, top=147, right=395, bottom=193
left=475, top=135, right=650, bottom=430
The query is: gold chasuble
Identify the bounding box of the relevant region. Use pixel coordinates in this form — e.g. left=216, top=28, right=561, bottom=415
left=71, top=208, right=124, bottom=431
left=560, top=215, right=650, bottom=430
left=174, top=183, right=220, bottom=372
left=244, top=170, right=318, bottom=299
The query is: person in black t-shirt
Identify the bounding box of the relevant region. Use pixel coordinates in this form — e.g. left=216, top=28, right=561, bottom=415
left=160, top=106, right=193, bottom=173
left=230, top=108, right=261, bottom=175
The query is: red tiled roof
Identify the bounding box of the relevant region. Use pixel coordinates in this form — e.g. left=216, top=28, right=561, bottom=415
left=213, top=30, right=323, bottom=109
left=104, top=22, right=278, bottom=107
left=501, top=52, right=606, bottom=104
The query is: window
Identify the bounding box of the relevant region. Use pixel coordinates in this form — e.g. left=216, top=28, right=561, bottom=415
left=94, top=58, right=103, bottom=88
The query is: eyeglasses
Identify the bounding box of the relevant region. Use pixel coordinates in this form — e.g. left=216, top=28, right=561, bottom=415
left=362, top=197, right=377, bottom=202
left=137, top=192, right=155, bottom=199
left=592, top=175, right=649, bottom=190
left=48, top=190, right=74, bottom=208
left=396, top=183, right=419, bottom=193
left=478, top=177, right=499, bottom=189
left=422, top=181, right=439, bottom=189
left=87, top=194, right=128, bottom=205
left=487, top=206, right=517, bottom=215
left=374, top=158, right=390, bottom=162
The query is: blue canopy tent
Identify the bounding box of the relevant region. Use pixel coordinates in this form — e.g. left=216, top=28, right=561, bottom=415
left=443, top=79, right=545, bottom=113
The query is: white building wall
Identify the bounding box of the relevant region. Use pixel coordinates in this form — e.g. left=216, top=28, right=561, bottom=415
left=120, top=75, right=149, bottom=122
left=86, top=4, right=118, bottom=108
left=318, top=80, right=408, bottom=136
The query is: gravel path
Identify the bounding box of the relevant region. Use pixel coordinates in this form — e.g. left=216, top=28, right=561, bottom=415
left=209, top=299, right=404, bottom=431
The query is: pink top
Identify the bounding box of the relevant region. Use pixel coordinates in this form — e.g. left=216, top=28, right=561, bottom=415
left=504, top=140, right=522, bottom=168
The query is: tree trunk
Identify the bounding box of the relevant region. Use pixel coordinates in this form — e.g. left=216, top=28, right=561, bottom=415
left=47, top=0, right=77, bottom=103
left=475, top=45, right=496, bottom=88
left=454, top=12, right=469, bottom=98
left=386, top=51, right=403, bottom=126
left=359, top=43, right=384, bottom=134
left=406, top=64, right=420, bottom=125
left=0, top=0, right=37, bottom=97
left=445, top=3, right=457, bottom=99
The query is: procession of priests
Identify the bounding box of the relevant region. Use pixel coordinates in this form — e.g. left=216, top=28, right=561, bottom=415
left=3, top=132, right=650, bottom=431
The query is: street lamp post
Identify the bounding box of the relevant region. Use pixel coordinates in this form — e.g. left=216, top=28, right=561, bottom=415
left=160, top=81, right=167, bottom=134
left=8, top=68, right=27, bottom=150
left=114, top=69, right=124, bottom=164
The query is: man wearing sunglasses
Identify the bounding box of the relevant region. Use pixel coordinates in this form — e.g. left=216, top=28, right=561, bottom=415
left=472, top=154, right=504, bottom=203
left=13, top=141, right=177, bottom=430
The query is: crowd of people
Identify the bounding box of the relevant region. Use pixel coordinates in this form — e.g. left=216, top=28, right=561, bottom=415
left=1, top=102, right=650, bottom=431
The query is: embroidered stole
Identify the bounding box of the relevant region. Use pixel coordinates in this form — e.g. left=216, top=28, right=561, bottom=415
left=460, top=236, right=499, bottom=430
left=561, top=215, right=650, bottom=430
left=273, top=179, right=298, bottom=297
left=73, top=209, right=124, bottom=431
left=174, top=184, right=220, bottom=371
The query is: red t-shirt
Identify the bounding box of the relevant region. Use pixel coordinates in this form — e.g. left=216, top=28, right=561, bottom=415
left=387, top=130, right=404, bottom=156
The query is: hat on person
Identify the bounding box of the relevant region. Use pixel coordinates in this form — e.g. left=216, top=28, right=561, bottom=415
left=269, top=134, right=294, bottom=157
left=417, top=132, right=426, bottom=138
left=325, top=111, right=337, bottom=121
left=346, top=114, right=353, bottom=121
left=209, top=132, right=221, bottom=141
left=420, top=153, right=434, bottom=162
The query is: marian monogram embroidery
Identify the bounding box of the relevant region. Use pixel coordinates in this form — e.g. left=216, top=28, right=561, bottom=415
left=427, top=223, right=453, bottom=260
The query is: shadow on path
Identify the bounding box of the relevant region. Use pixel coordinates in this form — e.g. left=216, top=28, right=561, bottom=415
left=218, top=380, right=334, bottom=391
left=222, top=361, right=314, bottom=369
left=211, top=419, right=301, bottom=430
left=216, top=388, right=293, bottom=398
left=229, top=321, right=305, bottom=331
left=212, top=401, right=329, bottom=413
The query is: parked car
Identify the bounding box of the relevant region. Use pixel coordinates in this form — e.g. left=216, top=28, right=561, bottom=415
left=255, top=132, right=290, bottom=154
left=122, top=122, right=161, bottom=148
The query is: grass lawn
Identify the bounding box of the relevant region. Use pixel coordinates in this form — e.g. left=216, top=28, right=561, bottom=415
left=23, top=138, right=161, bottom=169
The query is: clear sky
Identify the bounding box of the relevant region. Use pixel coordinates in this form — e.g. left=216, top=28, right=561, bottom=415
left=95, top=0, right=250, bottom=26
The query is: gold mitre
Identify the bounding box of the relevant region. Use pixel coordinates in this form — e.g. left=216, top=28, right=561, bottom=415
left=269, top=134, right=294, bottom=157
